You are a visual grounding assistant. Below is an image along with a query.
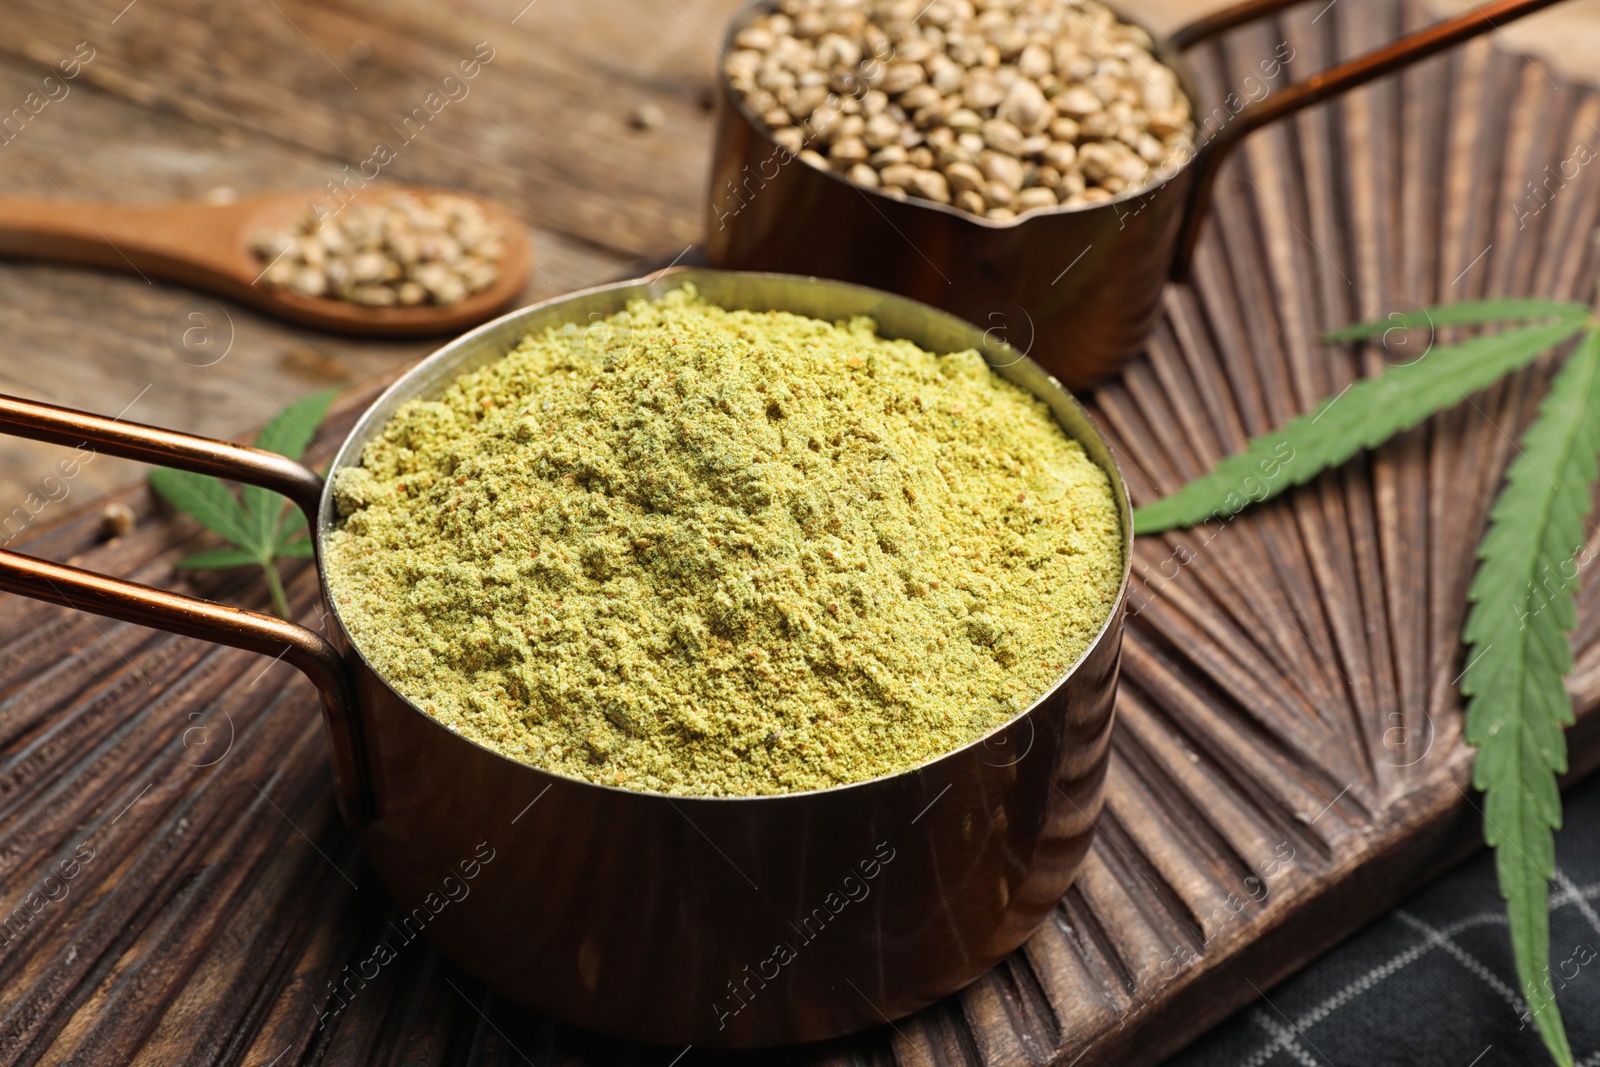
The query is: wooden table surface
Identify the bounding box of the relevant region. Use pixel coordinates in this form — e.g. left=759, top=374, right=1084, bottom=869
left=3, top=3, right=1600, bottom=1067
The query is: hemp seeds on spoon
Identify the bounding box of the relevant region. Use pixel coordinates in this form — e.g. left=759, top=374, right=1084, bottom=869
left=253, top=191, right=505, bottom=307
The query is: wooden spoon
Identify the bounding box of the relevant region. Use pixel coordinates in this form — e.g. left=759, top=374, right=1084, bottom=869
left=0, top=186, right=533, bottom=336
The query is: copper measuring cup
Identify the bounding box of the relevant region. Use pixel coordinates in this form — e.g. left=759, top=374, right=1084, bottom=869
left=0, top=270, right=1132, bottom=1047
left=706, top=0, right=1566, bottom=389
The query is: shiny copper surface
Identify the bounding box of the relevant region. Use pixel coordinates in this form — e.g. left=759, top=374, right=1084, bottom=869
left=705, top=0, right=1566, bottom=388
left=0, top=270, right=1131, bottom=1047
left=0, top=392, right=324, bottom=523
left=0, top=547, right=374, bottom=831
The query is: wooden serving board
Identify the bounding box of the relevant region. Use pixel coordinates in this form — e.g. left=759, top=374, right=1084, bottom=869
left=4, top=7, right=1600, bottom=1067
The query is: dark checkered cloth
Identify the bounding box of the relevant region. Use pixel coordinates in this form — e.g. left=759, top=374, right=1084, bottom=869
left=1166, top=776, right=1600, bottom=1067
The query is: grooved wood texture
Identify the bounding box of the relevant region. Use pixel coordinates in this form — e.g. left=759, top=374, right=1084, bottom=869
left=2, top=4, right=1599, bottom=1066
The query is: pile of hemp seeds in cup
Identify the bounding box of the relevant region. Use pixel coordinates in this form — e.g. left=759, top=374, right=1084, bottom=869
left=724, top=0, right=1195, bottom=219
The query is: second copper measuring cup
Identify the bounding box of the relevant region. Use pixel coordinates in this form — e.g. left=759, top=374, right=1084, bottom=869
left=706, top=0, right=1566, bottom=388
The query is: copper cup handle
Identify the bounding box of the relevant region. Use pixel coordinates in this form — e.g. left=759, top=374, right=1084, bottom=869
left=1168, top=0, right=1566, bottom=279
left=0, top=393, right=376, bottom=827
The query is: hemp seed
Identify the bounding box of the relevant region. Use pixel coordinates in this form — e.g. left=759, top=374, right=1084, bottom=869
left=253, top=191, right=505, bottom=308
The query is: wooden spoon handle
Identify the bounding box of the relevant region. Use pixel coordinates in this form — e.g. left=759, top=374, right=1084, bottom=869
left=0, top=198, right=254, bottom=283
left=0, top=199, right=147, bottom=272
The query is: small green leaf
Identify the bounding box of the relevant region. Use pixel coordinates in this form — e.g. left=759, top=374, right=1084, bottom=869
left=1460, top=327, right=1600, bottom=1067
left=149, top=388, right=336, bottom=618
left=1134, top=320, right=1587, bottom=533
left=244, top=389, right=339, bottom=550
left=253, top=388, right=339, bottom=462
left=1322, top=299, right=1587, bottom=343
left=274, top=507, right=308, bottom=545
left=173, top=547, right=262, bottom=570
left=240, top=492, right=278, bottom=562
left=149, top=467, right=256, bottom=549
left=275, top=535, right=316, bottom=558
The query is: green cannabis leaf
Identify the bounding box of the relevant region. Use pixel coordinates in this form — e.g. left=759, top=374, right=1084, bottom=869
left=1460, top=327, right=1600, bottom=1065
left=1133, top=299, right=1599, bottom=1067
left=150, top=389, right=337, bottom=618
left=1320, top=298, right=1589, bottom=342
left=1136, top=301, right=1590, bottom=534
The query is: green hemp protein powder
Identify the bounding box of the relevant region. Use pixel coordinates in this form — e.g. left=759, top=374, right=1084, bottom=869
left=324, top=286, right=1123, bottom=796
